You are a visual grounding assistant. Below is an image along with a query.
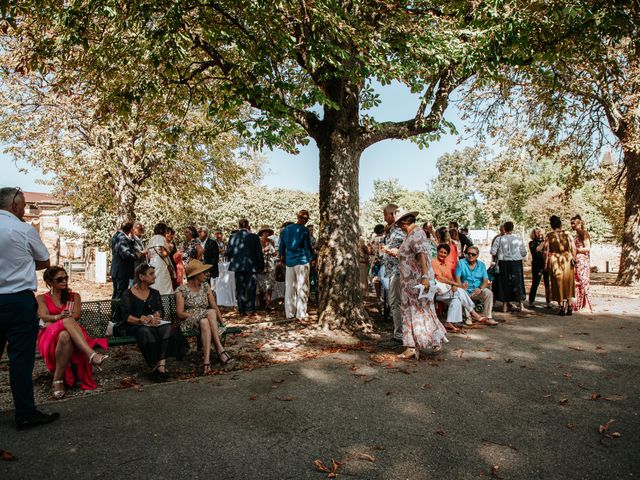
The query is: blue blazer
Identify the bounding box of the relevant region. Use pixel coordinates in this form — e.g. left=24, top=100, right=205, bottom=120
left=110, top=231, right=137, bottom=280
left=227, top=230, right=264, bottom=273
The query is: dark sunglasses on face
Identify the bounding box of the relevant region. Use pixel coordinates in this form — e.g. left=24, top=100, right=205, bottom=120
left=53, top=276, right=69, bottom=283
left=467, top=252, right=478, bottom=257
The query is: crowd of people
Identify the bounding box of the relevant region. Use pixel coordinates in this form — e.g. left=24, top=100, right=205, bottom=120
left=0, top=185, right=594, bottom=435
left=366, top=205, right=593, bottom=360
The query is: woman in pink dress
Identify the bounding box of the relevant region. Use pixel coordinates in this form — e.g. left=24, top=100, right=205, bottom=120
left=36, top=267, right=108, bottom=399
left=394, top=211, right=448, bottom=360
left=571, top=217, right=593, bottom=312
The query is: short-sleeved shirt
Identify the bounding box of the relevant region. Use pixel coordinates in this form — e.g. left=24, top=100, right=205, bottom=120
left=455, top=258, right=488, bottom=294
left=0, top=210, right=50, bottom=293
left=431, top=258, right=454, bottom=283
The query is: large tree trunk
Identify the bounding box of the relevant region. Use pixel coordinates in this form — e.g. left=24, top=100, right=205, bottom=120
left=314, top=81, right=370, bottom=331
left=616, top=148, right=640, bottom=286
left=114, top=178, right=138, bottom=226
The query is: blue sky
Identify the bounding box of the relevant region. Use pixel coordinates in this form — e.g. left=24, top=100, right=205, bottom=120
left=2, top=81, right=475, bottom=200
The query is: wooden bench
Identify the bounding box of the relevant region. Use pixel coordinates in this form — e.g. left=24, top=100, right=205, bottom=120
left=78, top=294, right=241, bottom=347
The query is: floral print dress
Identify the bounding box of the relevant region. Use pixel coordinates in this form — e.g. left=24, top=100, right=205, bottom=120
left=175, top=282, right=211, bottom=331
left=397, top=227, right=448, bottom=350
left=572, top=237, right=593, bottom=312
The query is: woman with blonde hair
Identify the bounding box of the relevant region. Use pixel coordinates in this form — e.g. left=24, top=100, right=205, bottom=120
left=546, top=216, right=576, bottom=315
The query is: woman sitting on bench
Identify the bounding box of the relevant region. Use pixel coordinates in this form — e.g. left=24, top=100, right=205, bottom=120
left=120, top=263, right=178, bottom=382
left=36, top=266, right=109, bottom=399
left=176, top=259, right=233, bottom=374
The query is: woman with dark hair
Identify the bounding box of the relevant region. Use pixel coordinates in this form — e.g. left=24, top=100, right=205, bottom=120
left=546, top=215, right=576, bottom=315
left=436, top=226, right=458, bottom=275
left=528, top=227, right=550, bottom=308
left=36, top=267, right=108, bottom=399
left=182, top=226, right=204, bottom=266
left=570, top=217, right=593, bottom=312
left=147, top=223, right=174, bottom=294
left=120, top=263, right=178, bottom=382
left=388, top=210, right=447, bottom=360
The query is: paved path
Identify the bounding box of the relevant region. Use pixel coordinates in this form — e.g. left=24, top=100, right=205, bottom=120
left=2, top=299, right=639, bottom=479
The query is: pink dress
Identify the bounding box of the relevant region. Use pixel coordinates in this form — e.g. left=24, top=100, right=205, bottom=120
left=398, top=228, right=448, bottom=349
left=572, top=237, right=593, bottom=312
left=37, top=293, right=107, bottom=390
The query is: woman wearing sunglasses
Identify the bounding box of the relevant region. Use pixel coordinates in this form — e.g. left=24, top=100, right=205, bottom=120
left=36, top=267, right=108, bottom=399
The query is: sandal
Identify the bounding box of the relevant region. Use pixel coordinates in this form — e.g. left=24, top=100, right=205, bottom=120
left=89, top=352, right=109, bottom=372
left=202, top=363, right=211, bottom=375
left=477, top=317, right=498, bottom=326
left=52, top=380, right=65, bottom=400
left=445, top=323, right=460, bottom=333
left=218, top=351, right=234, bottom=365
left=398, top=348, right=419, bottom=360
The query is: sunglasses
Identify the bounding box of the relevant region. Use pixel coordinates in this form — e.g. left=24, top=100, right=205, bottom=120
left=12, top=187, right=22, bottom=207
left=466, top=252, right=478, bottom=257
left=53, top=276, right=69, bottom=283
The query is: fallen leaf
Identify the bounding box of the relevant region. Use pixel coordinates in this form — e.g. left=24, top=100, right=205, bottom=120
left=278, top=395, right=294, bottom=401
left=568, top=346, right=584, bottom=352
left=313, top=459, right=331, bottom=473
left=491, top=465, right=503, bottom=479
left=590, top=392, right=601, bottom=401
left=559, top=398, right=569, bottom=405
left=436, top=429, right=446, bottom=436
left=249, top=395, right=257, bottom=401
left=610, top=432, right=622, bottom=438
left=421, top=383, right=433, bottom=389
left=598, top=419, right=615, bottom=434
left=566, top=423, right=576, bottom=430
left=603, top=394, right=624, bottom=402
left=563, top=372, right=573, bottom=379
left=354, top=452, right=376, bottom=462
left=0, top=449, right=16, bottom=461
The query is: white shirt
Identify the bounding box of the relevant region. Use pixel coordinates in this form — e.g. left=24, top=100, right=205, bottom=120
left=0, top=209, right=50, bottom=293
left=490, top=233, right=527, bottom=261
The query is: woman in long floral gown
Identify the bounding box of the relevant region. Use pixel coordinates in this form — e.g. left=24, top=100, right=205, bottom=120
left=571, top=217, right=593, bottom=312
left=387, top=210, right=447, bottom=360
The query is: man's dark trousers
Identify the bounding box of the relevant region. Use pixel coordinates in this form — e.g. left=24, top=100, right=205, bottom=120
left=235, top=272, right=257, bottom=314
left=0, top=291, right=39, bottom=422
left=112, top=276, right=131, bottom=300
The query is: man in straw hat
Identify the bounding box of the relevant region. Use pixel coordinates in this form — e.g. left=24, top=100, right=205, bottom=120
left=279, top=209, right=313, bottom=320
left=227, top=219, right=264, bottom=318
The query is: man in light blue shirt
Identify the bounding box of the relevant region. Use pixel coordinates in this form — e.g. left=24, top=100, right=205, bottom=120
left=455, top=246, right=495, bottom=322
left=279, top=210, right=313, bottom=320
left=0, top=187, right=59, bottom=431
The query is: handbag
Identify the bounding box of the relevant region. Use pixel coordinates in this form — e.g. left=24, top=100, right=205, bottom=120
left=275, top=262, right=286, bottom=282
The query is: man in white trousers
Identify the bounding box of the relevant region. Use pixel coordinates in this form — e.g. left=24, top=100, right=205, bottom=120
left=279, top=210, right=313, bottom=320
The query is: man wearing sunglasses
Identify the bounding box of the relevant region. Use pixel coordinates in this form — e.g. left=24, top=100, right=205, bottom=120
left=0, top=187, right=60, bottom=431
left=455, top=246, right=496, bottom=325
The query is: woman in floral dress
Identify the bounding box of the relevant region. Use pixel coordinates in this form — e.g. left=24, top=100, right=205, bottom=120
left=181, top=226, right=204, bottom=266
left=256, top=226, right=276, bottom=311
left=175, top=259, right=233, bottom=373
left=571, top=217, right=593, bottom=312
left=391, top=210, right=448, bottom=360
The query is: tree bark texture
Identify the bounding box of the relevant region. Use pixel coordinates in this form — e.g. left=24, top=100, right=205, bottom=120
left=316, top=132, right=369, bottom=330
left=115, top=178, right=138, bottom=226
left=616, top=149, right=640, bottom=286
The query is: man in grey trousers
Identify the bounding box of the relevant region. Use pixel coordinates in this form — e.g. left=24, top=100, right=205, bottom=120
left=381, top=204, right=405, bottom=345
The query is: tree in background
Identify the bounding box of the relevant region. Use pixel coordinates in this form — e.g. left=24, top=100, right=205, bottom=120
left=6, top=1, right=617, bottom=329
left=0, top=47, right=259, bottom=230
left=463, top=3, right=640, bottom=284
left=426, top=147, right=484, bottom=228
left=360, top=179, right=430, bottom=235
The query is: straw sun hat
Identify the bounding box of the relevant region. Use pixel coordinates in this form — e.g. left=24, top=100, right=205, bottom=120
left=185, top=259, right=212, bottom=279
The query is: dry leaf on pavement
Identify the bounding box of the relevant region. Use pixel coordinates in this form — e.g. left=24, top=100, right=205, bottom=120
left=1, top=449, right=16, bottom=461
left=598, top=419, right=615, bottom=434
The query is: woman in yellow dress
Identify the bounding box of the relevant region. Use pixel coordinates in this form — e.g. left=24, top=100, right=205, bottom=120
left=545, top=215, right=576, bottom=316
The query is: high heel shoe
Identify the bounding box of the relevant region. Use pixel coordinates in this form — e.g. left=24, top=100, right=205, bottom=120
left=89, top=352, right=109, bottom=371
left=398, top=348, right=419, bottom=360
left=52, top=380, right=65, bottom=400
left=219, top=351, right=234, bottom=365
left=567, top=305, right=573, bottom=316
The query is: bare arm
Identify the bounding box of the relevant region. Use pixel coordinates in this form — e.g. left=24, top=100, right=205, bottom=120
left=35, top=259, right=50, bottom=270
left=207, top=287, right=223, bottom=321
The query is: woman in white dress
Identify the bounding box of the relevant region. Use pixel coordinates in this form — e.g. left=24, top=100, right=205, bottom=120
left=147, top=223, right=175, bottom=295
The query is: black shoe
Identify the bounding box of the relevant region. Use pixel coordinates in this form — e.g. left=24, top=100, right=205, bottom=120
left=16, top=410, right=60, bottom=431
left=567, top=306, right=573, bottom=316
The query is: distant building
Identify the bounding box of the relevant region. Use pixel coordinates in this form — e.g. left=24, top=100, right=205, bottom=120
left=23, top=191, right=84, bottom=263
